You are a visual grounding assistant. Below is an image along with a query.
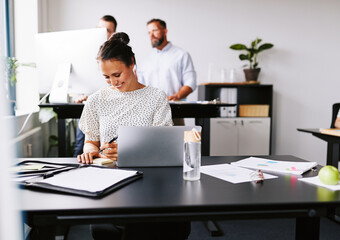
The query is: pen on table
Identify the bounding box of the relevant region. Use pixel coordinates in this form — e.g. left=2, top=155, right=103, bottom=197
left=99, top=136, right=118, bottom=154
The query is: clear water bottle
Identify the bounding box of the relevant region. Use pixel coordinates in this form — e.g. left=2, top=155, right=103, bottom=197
left=183, top=129, right=201, bottom=181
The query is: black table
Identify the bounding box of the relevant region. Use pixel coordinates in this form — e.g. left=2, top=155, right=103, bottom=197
left=20, top=155, right=338, bottom=240
left=39, top=103, right=234, bottom=157
left=297, top=128, right=340, bottom=168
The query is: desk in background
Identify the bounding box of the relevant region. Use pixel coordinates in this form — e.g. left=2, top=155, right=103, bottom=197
left=297, top=128, right=340, bottom=168
left=20, top=155, right=335, bottom=240
left=39, top=102, right=234, bottom=157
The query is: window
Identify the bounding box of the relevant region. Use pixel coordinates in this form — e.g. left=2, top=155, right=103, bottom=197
left=1, top=0, right=16, bottom=115
left=13, top=0, right=40, bottom=115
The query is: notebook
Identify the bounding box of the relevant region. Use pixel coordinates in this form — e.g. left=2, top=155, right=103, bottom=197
left=117, top=126, right=202, bottom=167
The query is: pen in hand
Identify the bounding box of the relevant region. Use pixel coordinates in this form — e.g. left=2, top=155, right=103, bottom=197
left=98, top=136, right=118, bottom=154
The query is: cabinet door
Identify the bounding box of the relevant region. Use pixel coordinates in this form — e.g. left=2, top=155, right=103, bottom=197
left=210, top=118, right=238, bottom=156
left=238, top=118, right=270, bottom=155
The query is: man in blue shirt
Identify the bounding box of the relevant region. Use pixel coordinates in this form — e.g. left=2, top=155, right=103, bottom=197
left=138, top=19, right=197, bottom=102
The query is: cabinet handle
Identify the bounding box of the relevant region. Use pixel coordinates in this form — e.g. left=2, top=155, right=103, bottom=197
left=216, top=121, right=234, bottom=124
left=248, top=121, right=262, bottom=124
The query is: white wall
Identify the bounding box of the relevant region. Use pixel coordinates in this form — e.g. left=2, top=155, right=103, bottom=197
left=42, top=0, right=340, bottom=165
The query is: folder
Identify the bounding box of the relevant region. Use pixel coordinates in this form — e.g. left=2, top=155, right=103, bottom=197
left=13, top=160, right=143, bottom=198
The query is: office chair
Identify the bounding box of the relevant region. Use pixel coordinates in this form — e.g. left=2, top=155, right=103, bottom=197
left=330, top=103, right=340, bottom=128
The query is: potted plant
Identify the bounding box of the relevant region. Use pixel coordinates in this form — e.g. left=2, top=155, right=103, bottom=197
left=3, top=57, right=36, bottom=114
left=5, top=57, right=36, bottom=86
left=230, top=38, right=274, bottom=82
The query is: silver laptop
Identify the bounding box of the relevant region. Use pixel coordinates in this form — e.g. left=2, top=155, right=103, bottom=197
left=117, top=126, right=202, bottom=167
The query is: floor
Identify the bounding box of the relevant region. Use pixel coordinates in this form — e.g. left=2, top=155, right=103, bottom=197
left=64, top=218, right=340, bottom=240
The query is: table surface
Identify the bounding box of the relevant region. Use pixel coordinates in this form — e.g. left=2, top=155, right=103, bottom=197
left=297, top=128, right=340, bottom=169
left=297, top=128, right=340, bottom=138
left=39, top=102, right=237, bottom=156
left=39, top=102, right=236, bottom=118
left=19, top=155, right=339, bottom=223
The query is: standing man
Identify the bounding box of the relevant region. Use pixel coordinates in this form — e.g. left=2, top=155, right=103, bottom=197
left=73, top=15, right=117, bottom=157
left=138, top=18, right=197, bottom=103
left=97, top=15, right=117, bottom=40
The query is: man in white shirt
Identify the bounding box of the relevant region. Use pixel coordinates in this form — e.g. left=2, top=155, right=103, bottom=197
left=138, top=19, right=197, bottom=102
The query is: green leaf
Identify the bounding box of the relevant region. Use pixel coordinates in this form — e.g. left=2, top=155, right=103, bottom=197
left=230, top=44, right=247, bottom=50
left=239, top=54, right=249, bottom=61
left=258, top=43, right=274, bottom=52
left=247, top=51, right=254, bottom=59
left=251, top=38, right=262, bottom=48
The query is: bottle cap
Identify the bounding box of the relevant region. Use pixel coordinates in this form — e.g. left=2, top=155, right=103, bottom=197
left=184, top=128, right=201, bottom=142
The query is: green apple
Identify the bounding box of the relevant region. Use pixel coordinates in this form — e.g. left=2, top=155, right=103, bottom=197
left=318, top=165, right=340, bottom=185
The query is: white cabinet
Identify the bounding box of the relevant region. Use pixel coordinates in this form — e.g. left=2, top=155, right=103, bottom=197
left=210, top=118, right=270, bottom=156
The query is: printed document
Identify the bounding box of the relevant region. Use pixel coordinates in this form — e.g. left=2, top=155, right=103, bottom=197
left=231, top=157, right=317, bottom=175
left=201, top=163, right=277, bottom=184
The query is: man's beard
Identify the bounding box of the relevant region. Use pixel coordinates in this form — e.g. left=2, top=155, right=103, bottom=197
left=152, top=36, right=164, bottom=48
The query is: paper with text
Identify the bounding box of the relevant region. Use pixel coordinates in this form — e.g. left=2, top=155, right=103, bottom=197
left=201, top=163, right=277, bottom=184
left=40, top=167, right=138, bottom=192
left=231, top=157, right=317, bottom=175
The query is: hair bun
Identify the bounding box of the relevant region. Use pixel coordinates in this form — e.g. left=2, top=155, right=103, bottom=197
left=110, top=32, right=130, bottom=44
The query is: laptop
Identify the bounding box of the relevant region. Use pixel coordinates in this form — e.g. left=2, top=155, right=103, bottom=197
left=117, top=126, right=202, bottom=167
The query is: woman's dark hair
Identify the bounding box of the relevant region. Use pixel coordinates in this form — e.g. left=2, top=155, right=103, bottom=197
left=97, top=32, right=135, bottom=66
left=111, top=32, right=130, bottom=44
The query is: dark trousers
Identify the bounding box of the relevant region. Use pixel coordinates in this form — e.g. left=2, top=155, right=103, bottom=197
left=73, top=122, right=85, bottom=157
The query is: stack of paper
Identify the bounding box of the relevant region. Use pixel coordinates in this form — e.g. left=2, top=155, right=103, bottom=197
left=231, top=157, right=317, bottom=175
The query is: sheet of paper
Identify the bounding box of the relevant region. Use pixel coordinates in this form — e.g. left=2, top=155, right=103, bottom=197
left=231, top=157, right=317, bottom=175
left=40, top=167, right=138, bottom=192
left=299, top=176, right=340, bottom=191
left=201, top=163, right=277, bottom=184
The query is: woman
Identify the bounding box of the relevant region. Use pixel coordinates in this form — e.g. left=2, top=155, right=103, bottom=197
left=77, top=32, right=173, bottom=164
left=77, top=32, right=189, bottom=240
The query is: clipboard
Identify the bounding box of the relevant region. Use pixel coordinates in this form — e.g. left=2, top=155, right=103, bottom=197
left=13, top=160, right=143, bottom=198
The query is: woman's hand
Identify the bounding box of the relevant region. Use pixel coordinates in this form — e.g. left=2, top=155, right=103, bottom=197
left=77, top=140, right=100, bottom=164
left=77, top=151, right=99, bottom=164
left=74, top=94, right=88, bottom=103
left=99, top=142, right=118, bottom=161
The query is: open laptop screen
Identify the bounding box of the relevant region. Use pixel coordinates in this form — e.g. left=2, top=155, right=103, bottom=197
left=117, top=126, right=201, bottom=167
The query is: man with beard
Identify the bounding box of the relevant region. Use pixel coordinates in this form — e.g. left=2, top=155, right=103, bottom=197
left=138, top=19, right=197, bottom=125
